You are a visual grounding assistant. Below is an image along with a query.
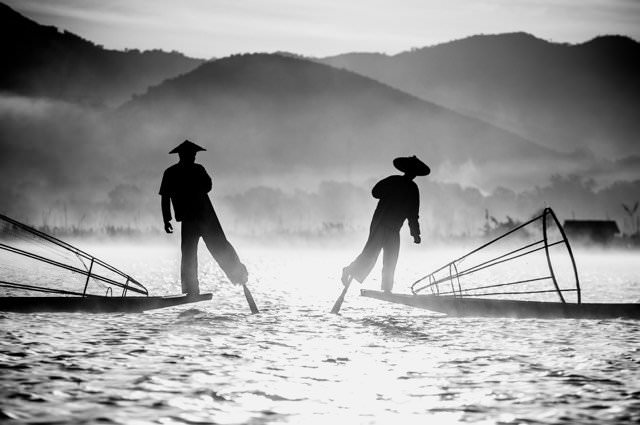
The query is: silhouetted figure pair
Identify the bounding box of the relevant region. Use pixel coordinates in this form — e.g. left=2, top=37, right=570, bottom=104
left=342, top=156, right=430, bottom=292
left=160, top=140, right=247, bottom=295
left=160, top=142, right=428, bottom=296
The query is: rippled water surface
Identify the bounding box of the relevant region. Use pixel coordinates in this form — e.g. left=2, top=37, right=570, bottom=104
left=1, top=243, right=639, bottom=424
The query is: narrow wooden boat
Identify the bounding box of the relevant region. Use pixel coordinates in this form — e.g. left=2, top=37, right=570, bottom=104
left=360, top=209, right=639, bottom=320
left=0, top=213, right=215, bottom=314
left=0, top=293, right=213, bottom=313
left=361, top=290, right=640, bottom=319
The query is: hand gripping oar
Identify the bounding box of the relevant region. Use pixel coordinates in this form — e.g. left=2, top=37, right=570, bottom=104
left=330, top=280, right=351, bottom=314
left=242, top=283, right=259, bottom=314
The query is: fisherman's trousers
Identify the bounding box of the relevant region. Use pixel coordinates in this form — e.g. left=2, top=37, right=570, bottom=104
left=180, top=213, right=247, bottom=294
left=347, top=224, right=400, bottom=292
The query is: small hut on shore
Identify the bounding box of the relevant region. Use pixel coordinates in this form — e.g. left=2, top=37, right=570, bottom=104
left=563, top=220, right=620, bottom=244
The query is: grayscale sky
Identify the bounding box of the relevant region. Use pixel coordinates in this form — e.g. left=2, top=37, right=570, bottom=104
left=7, top=0, right=640, bottom=58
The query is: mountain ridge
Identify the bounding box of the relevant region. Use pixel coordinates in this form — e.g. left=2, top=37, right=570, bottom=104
left=320, top=32, right=640, bottom=157
left=320, top=32, right=638, bottom=61
left=117, top=52, right=571, bottom=191
left=0, top=2, right=205, bottom=106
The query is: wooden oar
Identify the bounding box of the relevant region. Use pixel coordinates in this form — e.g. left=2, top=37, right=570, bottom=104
left=330, top=280, right=351, bottom=314
left=242, top=283, right=259, bottom=314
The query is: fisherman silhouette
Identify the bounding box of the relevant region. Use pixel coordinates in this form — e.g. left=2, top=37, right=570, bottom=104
left=159, top=140, right=248, bottom=294
left=341, top=156, right=430, bottom=293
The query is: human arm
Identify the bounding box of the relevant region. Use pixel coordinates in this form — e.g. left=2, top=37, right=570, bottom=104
left=198, top=165, right=212, bottom=193
left=408, top=184, right=420, bottom=243
left=161, top=195, right=173, bottom=233
left=159, top=169, right=173, bottom=233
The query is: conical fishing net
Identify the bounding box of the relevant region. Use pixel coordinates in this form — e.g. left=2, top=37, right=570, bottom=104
left=0, top=213, right=146, bottom=297
left=412, top=208, right=580, bottom=303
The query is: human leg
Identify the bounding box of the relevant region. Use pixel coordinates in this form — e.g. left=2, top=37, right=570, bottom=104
left=381, top=230, right=400, bottom=292
left=202, top=213, right=248, bottom=285
left=344, top=229, right=384, bottom=284
left=180, top=220, right=201, bottom=294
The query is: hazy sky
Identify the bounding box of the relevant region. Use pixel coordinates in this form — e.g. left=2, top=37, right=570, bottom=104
left=8, top=0, right=640, bottom=58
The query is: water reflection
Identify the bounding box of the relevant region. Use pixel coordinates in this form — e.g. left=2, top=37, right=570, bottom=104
left=0, top=245, right=639, bottom=423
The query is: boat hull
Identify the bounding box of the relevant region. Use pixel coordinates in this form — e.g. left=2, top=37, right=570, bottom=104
left=361, top=290, right=640, bottom=319
left=0, top=293, right=213, bottom=313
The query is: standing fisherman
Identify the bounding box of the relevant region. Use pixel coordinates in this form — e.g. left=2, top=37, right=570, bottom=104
left=341, top=156, right=430, bottom=293
left=160, top=140, right=248, bottom=294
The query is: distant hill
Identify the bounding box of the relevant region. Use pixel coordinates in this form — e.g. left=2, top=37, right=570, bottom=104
left=321, top=33, right=640, bottom=158
left=118, top=53, right=566, bottom=189
left=0, top=2, right=204, bottom=106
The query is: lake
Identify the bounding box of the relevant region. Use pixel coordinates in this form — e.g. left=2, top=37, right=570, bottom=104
left=1, top=241, right=639, bottom=424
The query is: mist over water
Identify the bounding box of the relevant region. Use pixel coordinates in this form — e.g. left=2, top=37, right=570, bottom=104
left=1, top=87, right=639, bottom=238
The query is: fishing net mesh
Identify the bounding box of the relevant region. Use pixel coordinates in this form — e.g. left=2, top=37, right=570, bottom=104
left=0, top=214, right=145, bottom=297
left=412, top=208, right=580, bottom=303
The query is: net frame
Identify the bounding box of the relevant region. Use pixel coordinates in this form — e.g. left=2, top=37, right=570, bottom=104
left=0, top=213, right=148, bottom=297
left=411, top=207, right=581, bottom=304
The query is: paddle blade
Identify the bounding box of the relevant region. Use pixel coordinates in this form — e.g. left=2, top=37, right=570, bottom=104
left=242, top=284, right=259, bottom=314
left=330, top=281, right=351, bottom=314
